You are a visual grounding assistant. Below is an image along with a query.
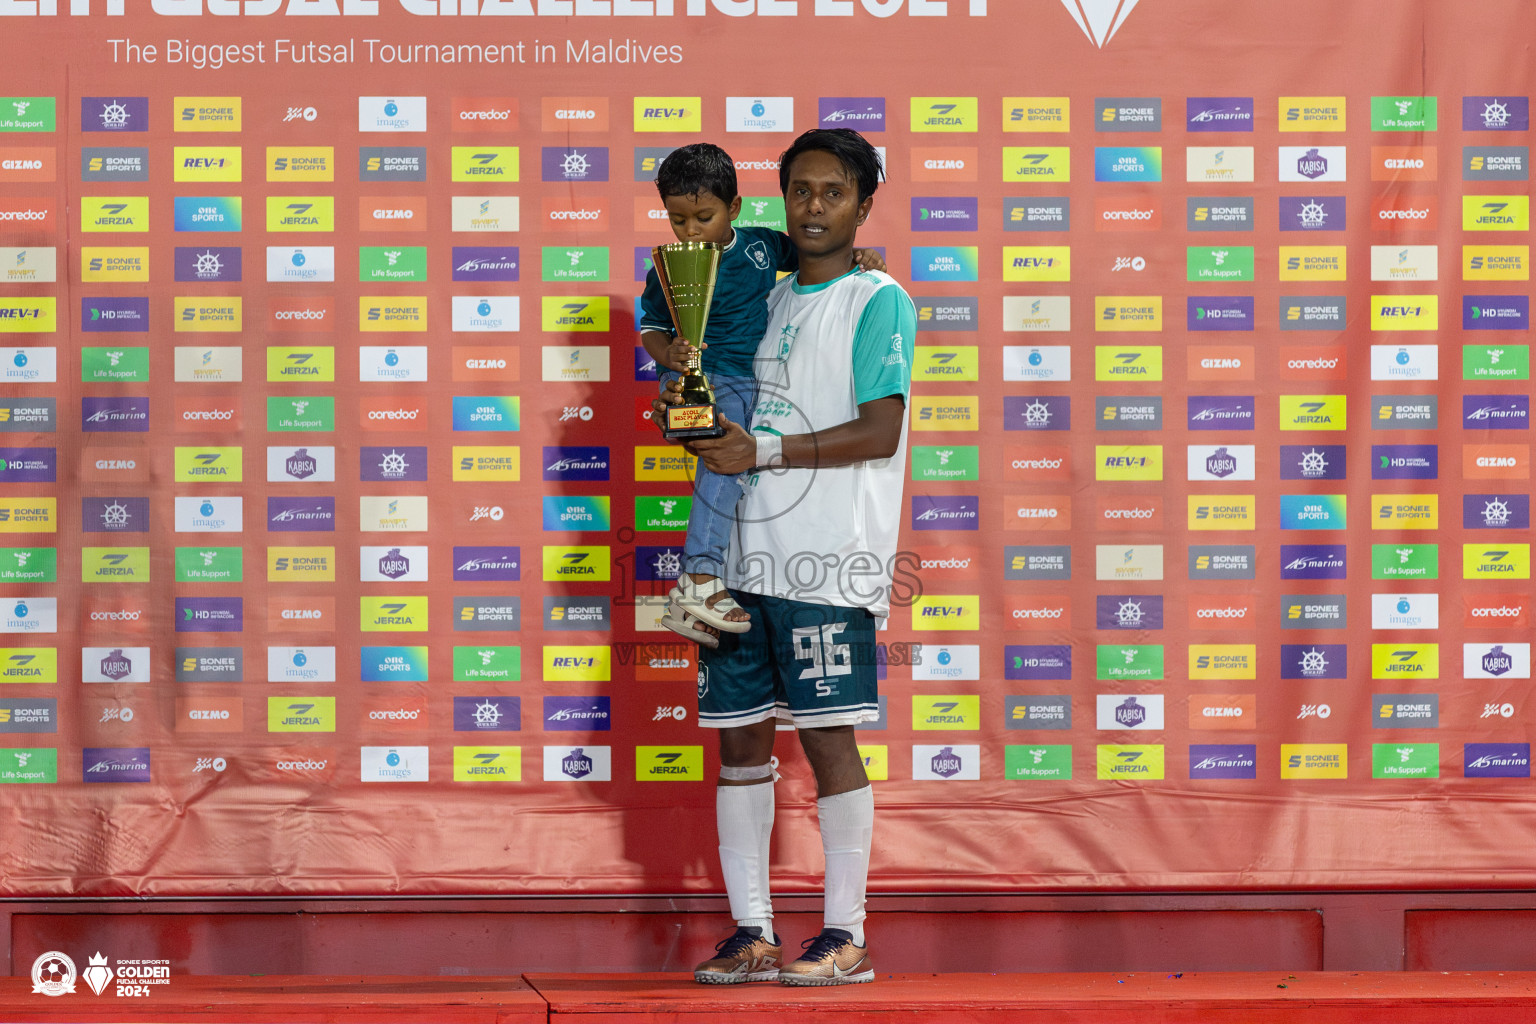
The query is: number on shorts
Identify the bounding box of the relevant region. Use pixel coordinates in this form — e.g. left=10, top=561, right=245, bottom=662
left=792, top=623, right=852, bottom=696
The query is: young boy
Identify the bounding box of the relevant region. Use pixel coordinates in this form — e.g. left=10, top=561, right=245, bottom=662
left=639, top=143, right=881, bottom=641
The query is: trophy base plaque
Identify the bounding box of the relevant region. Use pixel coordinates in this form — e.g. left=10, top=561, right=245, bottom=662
left=662, top=403, right=726, bottom=441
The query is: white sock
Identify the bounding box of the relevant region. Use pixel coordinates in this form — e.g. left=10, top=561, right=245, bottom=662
left=717, top=781, right=774, bottom=934
left=817, top=785, right=873, bottom=946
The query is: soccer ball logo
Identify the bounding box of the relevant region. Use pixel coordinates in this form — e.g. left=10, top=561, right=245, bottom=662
left=31, top=950, right=76, bottom=996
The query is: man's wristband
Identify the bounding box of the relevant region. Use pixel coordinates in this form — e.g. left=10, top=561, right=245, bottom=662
left=755, top=434, right=784, bottom=470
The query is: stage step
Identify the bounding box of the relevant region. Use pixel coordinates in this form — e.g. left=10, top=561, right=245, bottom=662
left=525, top=971, right=1536, bottom=1024
left=4, top=972, right=1536, bottom=1023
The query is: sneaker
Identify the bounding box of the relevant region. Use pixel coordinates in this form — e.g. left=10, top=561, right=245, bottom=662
left=777, top=929, right=873, bottom=986
left=693, top=927, right=783, bottom=984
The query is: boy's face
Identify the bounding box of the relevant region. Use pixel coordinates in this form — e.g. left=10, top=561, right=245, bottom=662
left=663, top=191, right=740, bottom=245
left=784, top=150, right=872, bottom=260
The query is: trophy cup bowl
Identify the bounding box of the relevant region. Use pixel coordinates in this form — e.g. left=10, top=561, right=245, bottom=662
left=653, top=241, right=727, bottom=441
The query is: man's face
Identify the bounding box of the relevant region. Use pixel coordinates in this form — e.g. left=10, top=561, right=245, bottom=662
left=784, top=149, right=872, bottom=258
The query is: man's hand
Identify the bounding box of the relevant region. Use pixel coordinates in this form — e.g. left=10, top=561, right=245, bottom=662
left=683, top=412, right=757, bottom=475
left=664, top=336, right=704, bottom=373
left=651, top=376, right=684, bottom=437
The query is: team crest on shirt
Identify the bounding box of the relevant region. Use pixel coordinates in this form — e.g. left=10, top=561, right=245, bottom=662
left=697, top=664, right=709, bottom=698
left=744, top=240, right=771, bottom=270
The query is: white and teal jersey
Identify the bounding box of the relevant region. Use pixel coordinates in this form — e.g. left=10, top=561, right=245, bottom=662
left=725, top=267, right=916, bottom=619
left=639, top=226, right=796, bottom=377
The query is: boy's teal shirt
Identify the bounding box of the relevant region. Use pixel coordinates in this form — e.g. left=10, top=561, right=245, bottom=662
left=639, top=226, right=798, bottom=377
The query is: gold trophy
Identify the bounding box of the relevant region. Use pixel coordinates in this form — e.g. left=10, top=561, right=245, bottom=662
left=653, top=240, right=727, bottom=440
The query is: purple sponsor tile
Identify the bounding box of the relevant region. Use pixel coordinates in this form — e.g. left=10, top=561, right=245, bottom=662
left=542, top=446, right=610, bottom=482
left=81, top=396, right=149, bottom=432
left=911, top=197, right=978, bottom=232
left=82, top=97, right=149, bottom=132
left=175, top=597, right=243, bottom=633
left=636, top=545, right=684, bottom=581
left=451, top=247, right=520, bottom=282
left=359, top=446, right=428, bottom=482
left=174, top=247, right=243, bottom=283
left=1464, top=493, right=1531, bottom=530
left=1463, top=97, right=1530, bottom=132
left=267, top=496, right=337, bottom=532
left=1465, top=743, right=1531, bottom=777
left=1187, top=395, right=1255, bottom=430
left=634, top=246, right=654, bottom=282
left=542, top=695, right=611, bottom=731
left=1189, top=744, right=1257, bottom=779
left=911, top=495, right=979, bottom=531
left=819, top=97, right=886, bottom=131
left=83, top=747, right=151, bottom=782
left=1278, top=196, right=1346, bottom=231
left=453, top=546, right=521, bottom=582
left=1463, top=295, right=1530, bottom=330
left=1281, top=545, right=1348, bottom=580
left=1095, top=595, right=1164, bottom=630
left=1280, top=644, right=1349, bottom=679
left=540, top=146, right=610, bottom=182
left=1003, top=645, right=1072, bottom=681
left=453, top=695, right=521, bottom=731
left=81, top=496, right=149, bottom=533
left=1462, top=395, right=1530, bottom=429
left=1003, top=395, right=1070, bottom=431
left=1187, top=295, right=1255, bottom=330
left=1279, top=444, right=1347, bottom=480
left=1371, top=444, right=1439, bottom=480
left=81, top=297, right=149, bottom=333
left=1185, top=97, right=1254, bottom=132
left=0, top=448, right=54, bottom=482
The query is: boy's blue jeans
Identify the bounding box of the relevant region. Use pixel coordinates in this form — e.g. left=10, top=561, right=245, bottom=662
left=660, top=369, right=758, bottom=578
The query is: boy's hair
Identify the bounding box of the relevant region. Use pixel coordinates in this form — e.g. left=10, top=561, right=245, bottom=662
left=654, top=143, right=739, bottom=204
left=778, top=129, right=883, bottom=202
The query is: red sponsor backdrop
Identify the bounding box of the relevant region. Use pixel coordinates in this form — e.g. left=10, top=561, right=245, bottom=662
left=0, top=1, right=1533, bottom=896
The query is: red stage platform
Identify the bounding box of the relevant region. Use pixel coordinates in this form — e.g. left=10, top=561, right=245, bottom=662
left=6, top=972, right=1536, bottom=1023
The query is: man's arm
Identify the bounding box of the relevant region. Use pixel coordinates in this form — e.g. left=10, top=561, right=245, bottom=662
left=681, top=394, right=903, bottom=475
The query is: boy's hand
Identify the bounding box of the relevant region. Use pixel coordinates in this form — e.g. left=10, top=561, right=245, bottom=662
left=665, top=337, right=705, bottom=373
left=852, top=247, right=887, bottom=273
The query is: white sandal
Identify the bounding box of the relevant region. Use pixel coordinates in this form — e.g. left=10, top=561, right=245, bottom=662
left=673, top=575, right=752, bottom=633
left=661, top=605, right=720, bottom=648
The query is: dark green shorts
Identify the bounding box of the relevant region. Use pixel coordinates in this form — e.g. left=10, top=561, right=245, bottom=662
left=697, top=591, right=880, bottom=730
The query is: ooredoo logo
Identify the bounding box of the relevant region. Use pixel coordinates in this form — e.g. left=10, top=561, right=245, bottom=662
left=1372, top=193, right=1437, bottom=230
left=1280, top=345, right=1347, bottom=381
left=360, top=396, right=427, bottom=431
left=1097, top=496, right=1163, bottom=529
left=361, top=695, right=428, bottom=728
left=268, top=296, right=334, bottom=332
left=1003, top=445, right=1072, bottom=481
left=1007, top=595, right=1072, bottom=629
left=174, top=396, right=243, bottom=431
left=0, top=197, right=55, bottom=228
left=1188, top=595, right=1257, bottom=628
left=452, top=96, right=519, bottom=130
left=1095, top=197, right=1161, bottom=231
left=908, top=545, right=979, bottom=582
left=1464, top=594, right=1530, bottom=627
left=544, top=197, right=610, bottom=230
